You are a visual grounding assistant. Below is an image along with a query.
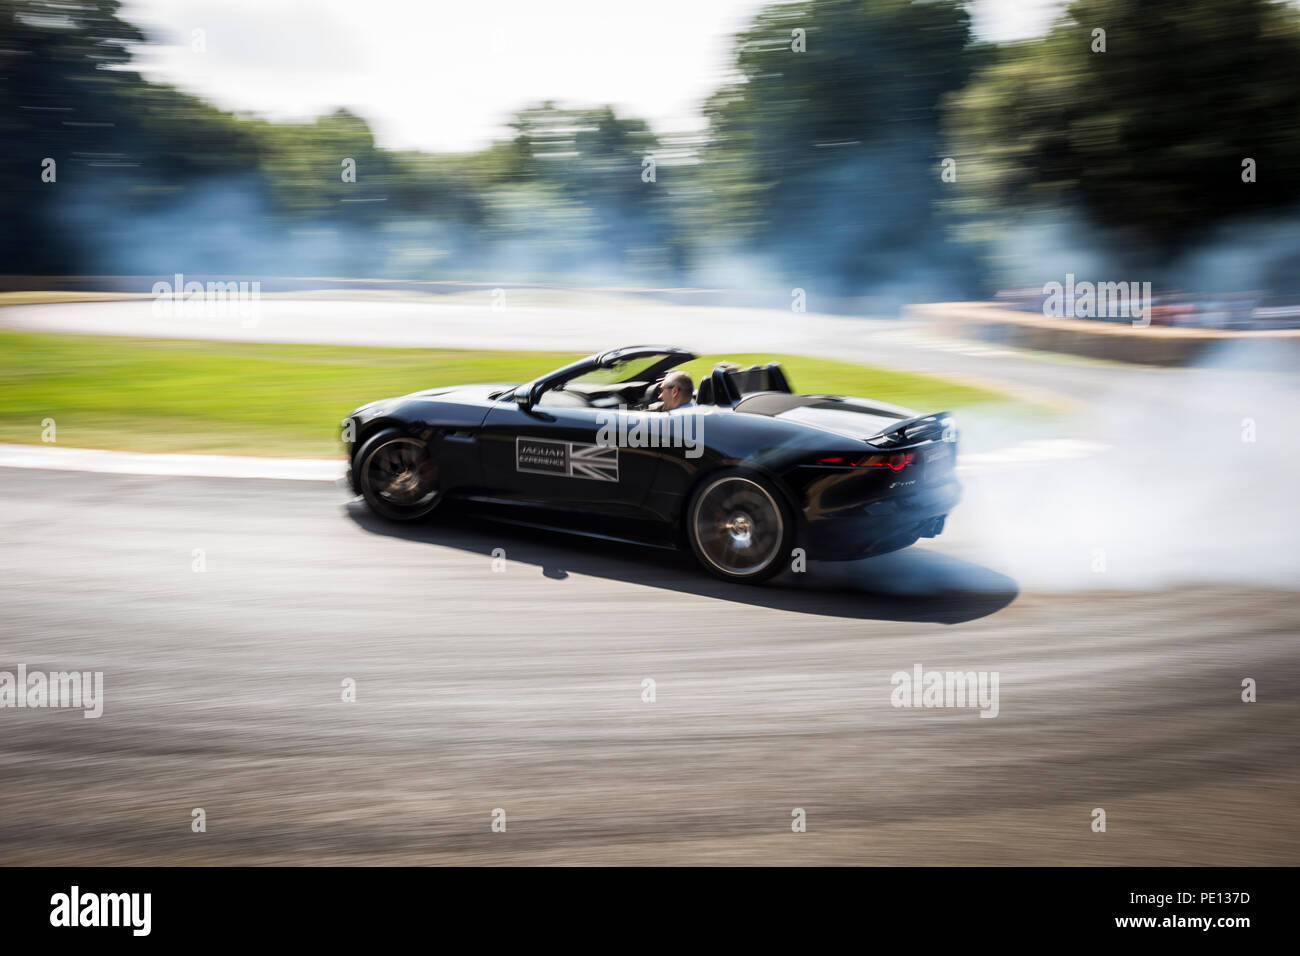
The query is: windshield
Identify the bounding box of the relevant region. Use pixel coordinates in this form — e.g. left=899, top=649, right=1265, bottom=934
left=566, top=353, right=683, bottom=386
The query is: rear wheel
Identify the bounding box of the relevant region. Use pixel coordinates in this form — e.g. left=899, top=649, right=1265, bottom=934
left=356, top=428, right=442, bottom=521
left=687, top=471, right=793, bottom=583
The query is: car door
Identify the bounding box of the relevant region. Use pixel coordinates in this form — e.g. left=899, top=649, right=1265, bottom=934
left=477, top=396, right=662, bottom=524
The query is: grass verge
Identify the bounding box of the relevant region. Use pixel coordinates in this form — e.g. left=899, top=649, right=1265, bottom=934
left=0, top=331, right=1020, bottom=457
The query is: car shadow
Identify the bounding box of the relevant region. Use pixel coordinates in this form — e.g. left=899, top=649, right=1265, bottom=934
left=343, top=501, right=1018, bottom=625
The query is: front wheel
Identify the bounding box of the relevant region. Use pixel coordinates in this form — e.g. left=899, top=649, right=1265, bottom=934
left=686, top=471, right=794, bottom=583
left=356, top=428, right=442, bottom=521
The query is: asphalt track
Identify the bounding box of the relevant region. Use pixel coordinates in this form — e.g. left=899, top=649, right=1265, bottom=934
left=1, top=300, right=1297, bottom=864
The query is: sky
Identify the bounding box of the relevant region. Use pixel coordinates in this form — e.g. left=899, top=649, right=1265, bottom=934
left=119, top=0, right=1068, bottom=154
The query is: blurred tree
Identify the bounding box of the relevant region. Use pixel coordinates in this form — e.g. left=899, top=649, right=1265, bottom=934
left=8, top=0, right=1300, bottom=293
left=0, top=0, right=146, bottom=271
left=499, top=102, right=689, bottom=278
left=704, top=0, right=980, bottom=298
left=947, top=0, right=1300, bottom=260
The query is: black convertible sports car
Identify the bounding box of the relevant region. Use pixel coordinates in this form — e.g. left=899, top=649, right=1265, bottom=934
left=344, top=346, right=960, bottom=583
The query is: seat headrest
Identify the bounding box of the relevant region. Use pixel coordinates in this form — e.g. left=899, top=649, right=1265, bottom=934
left=728, top=367, right=768, bottom=395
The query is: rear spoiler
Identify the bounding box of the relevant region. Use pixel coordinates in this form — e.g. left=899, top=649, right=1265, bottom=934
left=866, top=411, right=955, bottom=447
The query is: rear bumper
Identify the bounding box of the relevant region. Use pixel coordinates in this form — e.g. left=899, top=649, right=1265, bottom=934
left=801, top=479, right=961, bottom=561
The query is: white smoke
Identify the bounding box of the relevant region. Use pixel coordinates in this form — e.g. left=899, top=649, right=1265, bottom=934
left=941, top=339, right=1300, bottom=591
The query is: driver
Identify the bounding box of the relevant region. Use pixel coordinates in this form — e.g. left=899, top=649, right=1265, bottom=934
left=657, top=370, right=695, bottom=412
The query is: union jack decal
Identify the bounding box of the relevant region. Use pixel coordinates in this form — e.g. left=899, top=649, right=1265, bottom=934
left=568, top=443, right=619, bottom=482
left=516, top=437, right=619, bottom=482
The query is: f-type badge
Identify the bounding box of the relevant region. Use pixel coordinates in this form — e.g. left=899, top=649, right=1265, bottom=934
left=516, top=437, right=618, bottom=482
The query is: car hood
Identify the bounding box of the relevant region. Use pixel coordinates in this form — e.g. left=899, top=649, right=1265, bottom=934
left=406, top=383, right=511, bottom=402
left=352, top=383, right=510, bottom=421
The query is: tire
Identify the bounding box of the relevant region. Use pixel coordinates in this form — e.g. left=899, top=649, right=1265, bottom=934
left=686, top=470, right=794, bottom=583
left=355, top=428, right=442, bottom=521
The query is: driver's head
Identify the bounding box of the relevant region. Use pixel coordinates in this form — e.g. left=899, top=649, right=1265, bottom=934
left=658, top=370, right=693, bottom=411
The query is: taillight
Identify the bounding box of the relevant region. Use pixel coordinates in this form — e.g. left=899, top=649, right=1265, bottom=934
left=816, top=453, right=914, bottom=471
left=869, top=453, right=914, bottom=471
